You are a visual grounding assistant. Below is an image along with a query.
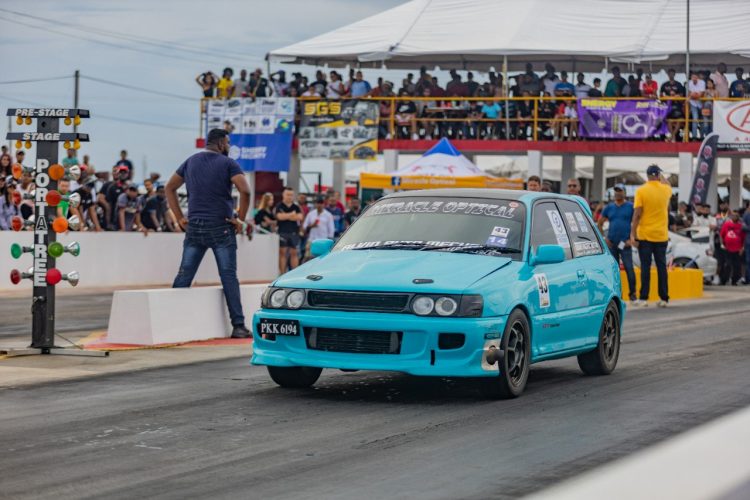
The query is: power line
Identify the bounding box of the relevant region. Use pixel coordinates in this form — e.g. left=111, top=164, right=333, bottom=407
left=0, top=15, right=233, bottom=67
left=81, top=75, right=197, bottom=102
left=0, top=6, right=252, bottom=61
left=0, top=76, right=72, bottom=85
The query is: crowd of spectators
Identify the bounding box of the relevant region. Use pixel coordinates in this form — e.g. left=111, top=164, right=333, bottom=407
left=251, top=186, right=361, bottom=273
left=0, top=146, right=181, bottom=234
left=199, top=63, right=750, bottom=142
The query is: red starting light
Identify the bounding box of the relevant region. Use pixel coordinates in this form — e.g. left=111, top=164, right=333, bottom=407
left=45, top=190, right=62, bottom=207
left=12, top=163, right=23, bottom=179
left=12, top=190, right=22, bottom=205
left=46, top=268, right=62, bottom=286
left=10, top=269, right=21, bottom=285
left=11, top=216, right=24, bottom=232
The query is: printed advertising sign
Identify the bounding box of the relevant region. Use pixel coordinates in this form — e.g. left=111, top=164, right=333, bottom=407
left=713, top=100, right=750, bottom=152
left=577, top=99, right=670, bottom=139
left=298, top=100, right=379, bottom=160
left=688, top=133, right=720, bottom=207
left=205, top=98, right=294, bottom=172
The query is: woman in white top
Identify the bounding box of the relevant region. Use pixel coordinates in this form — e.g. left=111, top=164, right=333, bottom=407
left=326, top=71, right=347, bottom=99
left=687, top=72, right=706, bottom=140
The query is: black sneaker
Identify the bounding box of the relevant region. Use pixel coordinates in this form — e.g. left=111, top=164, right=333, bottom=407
left=231, top=325, right=251, bottom=339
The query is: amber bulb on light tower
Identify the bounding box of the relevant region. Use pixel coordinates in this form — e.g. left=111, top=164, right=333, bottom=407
left=73, top=139, right=81, bottom=150
left=63, top=140, right=71, bottom=149
left=64, top=117, right=72, bottom=126
left=15, top=116, right=23, bottom=125
left=52, top=217, right=69, bottom=233
left=24, top=141, right=31, bottom=149
left=15, top=140, right=22, bottom=149
left=24, top=117, right=32, bottom=125
left=73, top=115, right=81, bottom=126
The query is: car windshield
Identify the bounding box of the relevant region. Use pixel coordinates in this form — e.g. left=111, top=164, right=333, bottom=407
left=334, top=196, right=526, bottom=259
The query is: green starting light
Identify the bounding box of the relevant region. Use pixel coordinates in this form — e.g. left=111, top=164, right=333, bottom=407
left=10, top=243, right=23, bottom=259
left=47, top=241, right=64, bottom=259
left=48, top=241, right=80, bottom=259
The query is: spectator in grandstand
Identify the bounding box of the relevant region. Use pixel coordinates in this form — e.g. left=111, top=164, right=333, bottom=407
left=141, top=184, right=167, bottom=232
left=270, top=70, right=289, bottom=96
left=327, top=71, right=347, bottom=99
left=275, top=186, right=303, bottom=274
left=710, top=62, right=730, bottom=98
left=114, top=150, right=133, bottom=178
left=703, top=78, right=718, bottom=135
left=56, top=179, right=71, bottom=218
left=480, top=98, right=502, bottom=139
left=62, top=148, right=79, bottom=168
left=395, top=89, right=419, bottom=140
left=541, top=63, right=559, bottom=96
left=104, top=166, right=129, bottom=229
left=349, top=71, right=372, bottom=98
left=232, top=69, right=249, bottom=98
left=641, top=73, right=658, bottom=98
left=688, top=71, right=706, bottom=140
left=575, top=73, right=591, bottom=99
left=0, top=153, right=10, bottom=178
left=196, top=71, right=217, bottom=98
left=253, top=192, right=277, bottom=233
left=301, top=83, right=322, bottom=98
left=344, top=197, right=362, bottom=229
left=401, top=73, right=416, bottom=95
left=466, top=71, right=480, bottom=97
left=15, top=150, right=25, bottom=169
left=0, top=178, right=20, bottom=230
left=588, top=78, right=603, bottom=97
left=604, top=66, right=626, bottom=97
left=552, top=100, right=577, bottom=141
left=554, top=71, right=575, bottom=97
left=623, top=75, right=641, bottom=97
left=526, top=175, right=541, bottom=192
left=248, top=68, right=272, bottom=97
left=661, top=69, right=686, bottom=141
left=216, top=68, right=234, bottom=99
left=517, top=73, right=539, bottom=97
left=118, top=185, right=145, bottom=232
left=446, top=70, right=469, bottom=97
left=729, top=68, right=749, bottom=97
left=16, top=169, right=34, bottom=219
left=71, top=178, right=102, bottom=232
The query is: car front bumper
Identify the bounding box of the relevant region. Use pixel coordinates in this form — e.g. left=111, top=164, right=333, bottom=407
left=251, top=309, right=509, bottom=377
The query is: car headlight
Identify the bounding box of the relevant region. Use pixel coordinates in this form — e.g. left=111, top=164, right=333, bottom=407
left=435, top=297, right=458, bottom=316
left=269, top=289, right=287, bottom=308
left=412, top=296, right=435, bottom=316
left=286, top=290, right=305, bottom=309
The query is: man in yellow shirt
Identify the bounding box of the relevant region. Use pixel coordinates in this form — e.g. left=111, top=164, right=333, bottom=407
left=630, top=164, right=673, bottom=307
left=216, top=68, right=234, bottom=99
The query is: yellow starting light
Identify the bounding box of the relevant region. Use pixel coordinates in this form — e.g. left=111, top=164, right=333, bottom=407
left=63, top=140, right=71, bottom=149
left=15, top=116, right=23, bottom=125
left=64, top=117, right=72, bottom=126
left=73, top=115, right=81, bottom=126
left=73, top=139, right=80, bottom=150
left=24, top=141, right=31, bottom=149
left=15, top=140, right=22, bottom=149
left=24, top=117, right=32, bottom=125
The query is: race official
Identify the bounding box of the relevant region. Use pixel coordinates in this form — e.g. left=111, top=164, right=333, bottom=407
left=166, top=128, right=252, bottom=338
left=630, top=164, right=672, bottom=307
left=598, top=183, right=636, bottom=301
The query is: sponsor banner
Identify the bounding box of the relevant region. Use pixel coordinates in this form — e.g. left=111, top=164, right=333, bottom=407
left=577, top=99, right=670, bottom=139
left=298, top=100, right=379, bottom=160
left=713, top=100, right=750, bottom=151
left=688, top=133, right=720, bottom=207
left=206, top=97, right=294, bottom=171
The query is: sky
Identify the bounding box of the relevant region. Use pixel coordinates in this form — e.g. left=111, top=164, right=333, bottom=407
left=0, top=0, right=404, bottom=182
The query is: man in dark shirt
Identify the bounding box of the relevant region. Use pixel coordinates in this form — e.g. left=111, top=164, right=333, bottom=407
left=105, top=166, right=129, bottom=229
left=729, top=67, right=749, bottom=97
left=344, top=197, right=362, bottom=229
left=141, top=185, right=167, bottom=231
left=72, top=179, right=102, bottom=231
left=166, top=128, right=251, bottom=338
left=115, top=150, right=133, bottom=179
left=274, top=186, right=303, bottom=275
left=660, top=69, right=686, bottom=97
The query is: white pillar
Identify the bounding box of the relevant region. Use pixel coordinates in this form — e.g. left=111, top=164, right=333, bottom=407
left=383, top=149, right=399, bottom=172
left=560, top=154, right=575, bottom=194
left=246, top=172, right=256, bottom=215
left=592, top=155, right=605, bottom=202
left=678, top=152, right=693, bottom=204
left=332, top=159, right=346, bottom=197
left=528, top=150, right=543, bottom=180
left=730, top=157, right=742, bottom=210
left=286, top=153, right=301, bottom=192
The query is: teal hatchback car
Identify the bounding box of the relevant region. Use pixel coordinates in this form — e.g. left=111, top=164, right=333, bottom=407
left=252, top=189, right=623, bottom=398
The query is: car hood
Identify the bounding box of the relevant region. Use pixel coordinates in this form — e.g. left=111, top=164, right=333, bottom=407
left=275, top=249, right=513, bottom=293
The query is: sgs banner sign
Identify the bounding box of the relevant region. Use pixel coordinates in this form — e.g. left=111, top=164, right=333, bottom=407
left=713, top=100, right=750, bottom=152
left=298, top=100, right=379, bottom=160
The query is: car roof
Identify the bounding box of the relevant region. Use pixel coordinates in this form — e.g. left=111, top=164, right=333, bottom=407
left=383, top=188, right=586, bottom=206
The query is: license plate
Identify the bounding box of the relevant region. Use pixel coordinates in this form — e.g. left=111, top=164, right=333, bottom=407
left=259, top=318, right=299, bottom=336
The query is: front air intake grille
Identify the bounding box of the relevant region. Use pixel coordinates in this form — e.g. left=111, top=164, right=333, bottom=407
left=305, top=327, right=402, bottom=354
left=306, top=290, right=410, bottom=313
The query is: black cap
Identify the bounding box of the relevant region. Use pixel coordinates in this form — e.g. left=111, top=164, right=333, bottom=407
left=646, top=164, right=663, bottom=176
left=315, top=196, right=325, bottom=204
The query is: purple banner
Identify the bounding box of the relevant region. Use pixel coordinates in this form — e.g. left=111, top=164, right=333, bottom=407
left=577, top=99, right=671, bottom=139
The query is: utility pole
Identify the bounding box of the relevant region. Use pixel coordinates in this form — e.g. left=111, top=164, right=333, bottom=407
left=73, top=70, right=80, bottom=133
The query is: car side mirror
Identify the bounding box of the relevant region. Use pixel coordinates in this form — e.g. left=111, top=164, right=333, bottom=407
left=531, top=245, right=565, bottom=265
left=310, top=239, right=334, bottom=257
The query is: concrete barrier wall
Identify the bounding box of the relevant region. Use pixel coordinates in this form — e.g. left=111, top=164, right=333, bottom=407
left=0, top=232, right=279, bottom=291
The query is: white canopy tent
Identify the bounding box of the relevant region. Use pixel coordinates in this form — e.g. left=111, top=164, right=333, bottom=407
left=269, top=0, right=750, bottom=72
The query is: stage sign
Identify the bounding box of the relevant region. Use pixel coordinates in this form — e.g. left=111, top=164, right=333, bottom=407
left=713, top=100, right=750, bottom=152
left=205, top=98, right=294, bottom=172
left=577, top=99, right=670, bottom=139
left=298, top=100, right=379, bottom=160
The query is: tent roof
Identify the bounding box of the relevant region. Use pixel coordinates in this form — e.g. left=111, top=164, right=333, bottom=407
left=391, top=138, right=486, bottom=176
left=269, top=0, right=750, bottom=71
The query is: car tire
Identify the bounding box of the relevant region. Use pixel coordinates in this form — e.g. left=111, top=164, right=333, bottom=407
left=267, top=366, right=322, bottom=388
left=479, top=309, right=531, bottom=399
left=673, top=257, right=699, bottom=269
left=577, top=301, right=620, bottom=376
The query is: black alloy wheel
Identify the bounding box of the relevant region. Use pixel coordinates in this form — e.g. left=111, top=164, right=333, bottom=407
left=577, top=300, right=621, bottom=375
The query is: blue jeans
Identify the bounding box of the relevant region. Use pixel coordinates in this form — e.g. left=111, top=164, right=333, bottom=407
left=637, top=240, right=669, bottom=302
left=609, top=241, right=636, bottom=300
left=690, top=105, right=701, bottom=139
left=173, top=219, right=245, bottom=327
